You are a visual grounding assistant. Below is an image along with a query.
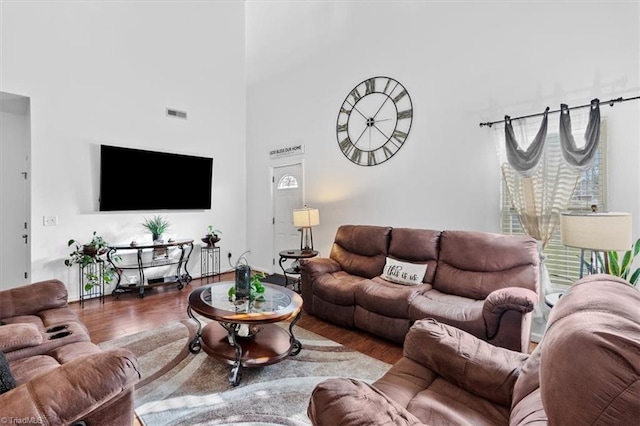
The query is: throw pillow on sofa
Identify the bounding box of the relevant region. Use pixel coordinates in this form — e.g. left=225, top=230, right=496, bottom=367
left=381, top=257, right=427, bottom=285
left=0, top=351, right=16, bottom=394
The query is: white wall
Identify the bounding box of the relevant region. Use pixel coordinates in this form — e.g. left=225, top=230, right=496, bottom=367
left=246, top=1, right=640, bottom=271
left=1, top=1, right=638, bottom=293
left=1, top=1, right=247, bottom=299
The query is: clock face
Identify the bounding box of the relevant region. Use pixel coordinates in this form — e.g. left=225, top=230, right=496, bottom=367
left=336, top=76, right=413, bottom=166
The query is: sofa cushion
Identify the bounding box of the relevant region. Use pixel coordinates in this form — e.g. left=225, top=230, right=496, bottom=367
left=308, top=377, right=424, bottom=425
left=381, top=258, right=428, bottom=285
left=0, top=352, right=16, bottom=394
left=0, top=279, right=68, bottom=320
left=8, top=354, right=60, bottom=385
left=388, top=228, right=440, bottom=283
left=354, top=307, right=412, bottom=344
left=434, top=231, right=539, bottom=300
left=0, top=323, right=43, bottom=353
left=5, top=321, right=91, bottom=362
left=408, top=289, right=485, bottom=338
left=1, top=307, right=83, bottom=331
left=357, top=277, right=427, bottom=318
left=408, top=379, right=511, bottom=425
left=312, top=271, right=368, bottom=306
left=330, top=225, right=391, bottom=278
left=375, top=355, right=510, bottom=425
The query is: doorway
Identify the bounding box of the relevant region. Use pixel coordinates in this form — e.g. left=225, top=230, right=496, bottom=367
left=272, top=163, right=303, bottom=267
left=0, top=92, right=31, bottom=288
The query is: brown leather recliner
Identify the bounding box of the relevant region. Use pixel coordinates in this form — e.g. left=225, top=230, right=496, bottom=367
left=0, top=279, right=140, bottom=426
left=308, top=274, right=640, bottom=425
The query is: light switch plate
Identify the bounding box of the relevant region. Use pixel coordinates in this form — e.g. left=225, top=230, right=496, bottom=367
left=43, top=216, right=58, bottom=226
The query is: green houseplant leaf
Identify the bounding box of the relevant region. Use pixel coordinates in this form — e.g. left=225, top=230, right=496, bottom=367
left=142, top=215, right=170, bottom=241
left=604, top=238, right=640, bottom=287
left=64, top=232, right=120, bottom=291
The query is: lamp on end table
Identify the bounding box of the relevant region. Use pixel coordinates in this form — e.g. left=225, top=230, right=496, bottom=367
left=293, top=207, right=320, bottom=253
left=560, top=211, right=632, bottom=278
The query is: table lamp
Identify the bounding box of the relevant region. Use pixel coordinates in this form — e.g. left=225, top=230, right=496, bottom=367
left=293, top=207, right=320, bottom=252
left=560, top=211, right=632, bottom=278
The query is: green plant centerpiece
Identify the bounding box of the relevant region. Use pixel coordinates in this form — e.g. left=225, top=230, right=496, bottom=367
left=142, top=215, right=170, bottom=243
left=584, top=237, right=640, bottom=287
left=227, top=271, right=266, bottom=302
left=64, top=231, right=120, bottom=291
left=202, top=225, right=222, bottom=247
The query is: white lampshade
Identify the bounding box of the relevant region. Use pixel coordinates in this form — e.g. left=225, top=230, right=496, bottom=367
left=560, top=212, right=632, bottom=251
left=293, top=207, right=320, bottom=228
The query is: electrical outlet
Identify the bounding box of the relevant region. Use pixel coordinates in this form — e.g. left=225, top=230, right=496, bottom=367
left=43, top=216, right=58, bottom=226
left=227, top=251, right=232, bottom=259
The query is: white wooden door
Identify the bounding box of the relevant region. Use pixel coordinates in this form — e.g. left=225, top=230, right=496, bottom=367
left=273, top=163, right=303, bottom=264
left=0, top=92, right=31, bottom=288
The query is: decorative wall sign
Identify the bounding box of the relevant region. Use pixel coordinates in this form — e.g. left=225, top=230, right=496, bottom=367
left=269, top=144, right=305, bottom=159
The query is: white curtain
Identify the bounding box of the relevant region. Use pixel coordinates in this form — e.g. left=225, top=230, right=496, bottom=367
left=494, top=101, right=600, bottom=323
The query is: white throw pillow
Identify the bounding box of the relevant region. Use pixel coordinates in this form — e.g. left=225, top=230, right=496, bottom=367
left=381, top=257, right=427, bottom=286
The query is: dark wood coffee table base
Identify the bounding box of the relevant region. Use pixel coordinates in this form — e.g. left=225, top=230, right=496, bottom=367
left=200, top=322, right=294, bottom=368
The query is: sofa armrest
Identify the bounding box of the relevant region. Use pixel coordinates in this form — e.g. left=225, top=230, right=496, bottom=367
left=483, top=287, right=538, bottom=339
left=0, top=279, right=69, bottom=319
left=0, top=323, right=43, bottom=352
left=403, top=319, right=528, bottom=407
left=299, top=257, right=342, bottom=276
left=0, top=348, right=140, bottom=425
left=308, top=378, right=423, bottom=426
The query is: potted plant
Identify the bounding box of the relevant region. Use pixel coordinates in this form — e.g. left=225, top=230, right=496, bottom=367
left=202, top=225, right=222, bottom=247
left=64, top=231, right=121, bottom=291
left=227, top=271, right=266, bottom=302
left=583, top=237, right=640, bottom=287
left=142, top=215, right=170, bottom=243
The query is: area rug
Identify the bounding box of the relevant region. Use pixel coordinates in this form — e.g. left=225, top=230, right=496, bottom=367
left=98, top=318, right=392, bottom=425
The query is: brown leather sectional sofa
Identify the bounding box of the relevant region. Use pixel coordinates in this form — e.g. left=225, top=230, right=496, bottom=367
left=308, top=274, right=640, bottom=425
left=300, top=225, right=540, bottom=352
left=0, top=279, right=140, bottom=425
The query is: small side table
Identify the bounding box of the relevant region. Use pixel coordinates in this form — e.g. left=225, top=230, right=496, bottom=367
left=278, top=249, right=319, bottom=292
left=545, top=291, right=564, bottom=308
left=201, top=245, right=221, bottom=283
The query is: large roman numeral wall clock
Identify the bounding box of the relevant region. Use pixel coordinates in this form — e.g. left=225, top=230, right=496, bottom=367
left=336, top=76, right=413, bottom=166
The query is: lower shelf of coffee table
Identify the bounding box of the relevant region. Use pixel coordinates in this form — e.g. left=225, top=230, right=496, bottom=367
left=200, top=321, right=292, bottom=367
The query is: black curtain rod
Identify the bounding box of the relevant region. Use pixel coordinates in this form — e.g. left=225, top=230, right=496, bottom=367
left=479, top=94, right=640, bottom=128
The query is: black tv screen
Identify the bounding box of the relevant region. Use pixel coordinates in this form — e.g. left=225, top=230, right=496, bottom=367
left=99, top=145, right=213, bottom=211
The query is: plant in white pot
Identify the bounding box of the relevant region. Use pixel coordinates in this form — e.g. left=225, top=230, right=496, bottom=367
left=142, top=215, right=170, bottom=243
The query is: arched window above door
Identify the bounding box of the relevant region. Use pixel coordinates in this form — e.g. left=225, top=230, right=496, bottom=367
left=277, top=174, right=299, bottom=190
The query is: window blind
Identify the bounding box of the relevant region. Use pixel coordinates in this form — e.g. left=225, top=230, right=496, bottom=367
left=501, top=121, right=607, bottom=289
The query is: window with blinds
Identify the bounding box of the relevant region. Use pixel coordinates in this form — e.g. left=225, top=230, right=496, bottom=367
left=501, top=122, right=607, bottom=289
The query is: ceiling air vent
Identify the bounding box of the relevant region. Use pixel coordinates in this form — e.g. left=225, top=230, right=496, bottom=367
left=166, top=108, right=187, bottom=119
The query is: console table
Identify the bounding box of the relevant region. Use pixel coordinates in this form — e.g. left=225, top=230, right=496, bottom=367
left=107, top=239, right=194, bottom=298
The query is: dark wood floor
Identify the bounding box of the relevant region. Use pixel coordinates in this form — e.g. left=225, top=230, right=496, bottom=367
left=70, top=272, right=404, bottom=365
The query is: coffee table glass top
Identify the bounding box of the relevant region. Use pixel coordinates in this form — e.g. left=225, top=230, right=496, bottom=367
left=201, top=281, right=293, bottom=314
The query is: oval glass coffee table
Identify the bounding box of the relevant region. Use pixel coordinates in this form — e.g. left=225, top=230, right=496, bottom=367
left=187, top=281, right=303, bottom=386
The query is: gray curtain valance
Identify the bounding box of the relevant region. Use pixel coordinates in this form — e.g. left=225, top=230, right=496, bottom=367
left=505, top=99, right=601, bottom=175
left=559, top=98, right=601, bottom=171
left=504, top=108, right=549, bottom=177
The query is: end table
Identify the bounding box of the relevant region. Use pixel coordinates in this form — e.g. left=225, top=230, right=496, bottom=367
left=278, top=249, right=319, bottom=292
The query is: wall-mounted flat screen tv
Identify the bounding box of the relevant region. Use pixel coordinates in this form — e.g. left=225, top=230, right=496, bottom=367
left=99, top=144, right=213, bottom=211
